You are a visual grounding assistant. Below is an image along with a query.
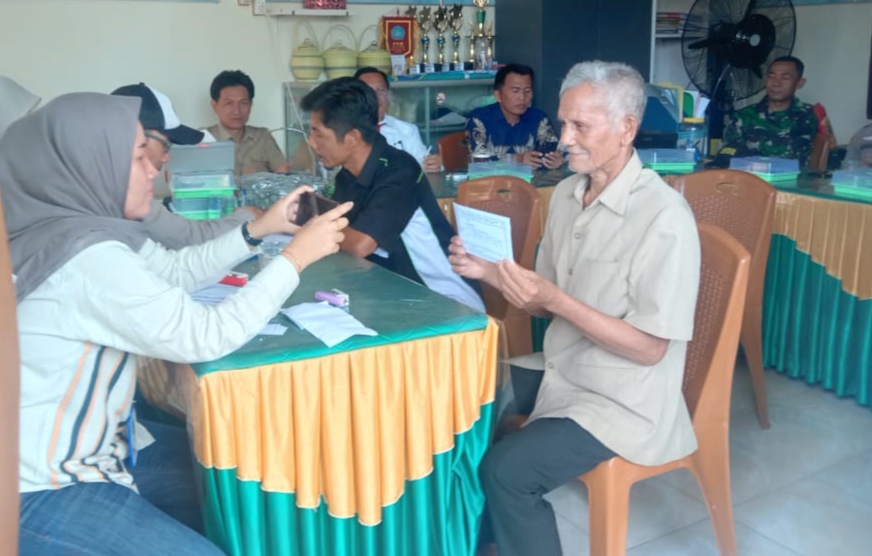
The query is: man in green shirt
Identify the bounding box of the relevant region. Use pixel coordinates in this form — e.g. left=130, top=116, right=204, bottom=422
left=721, top=56, right=826, bottom=165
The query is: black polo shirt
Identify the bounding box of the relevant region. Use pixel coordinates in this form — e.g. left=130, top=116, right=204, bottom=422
left=333, top=135, right=457, bottom=284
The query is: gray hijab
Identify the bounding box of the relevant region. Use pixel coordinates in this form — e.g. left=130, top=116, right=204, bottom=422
left=0, top=75, right=41, bottom=139
left=0, top=92, right=148, bottom=302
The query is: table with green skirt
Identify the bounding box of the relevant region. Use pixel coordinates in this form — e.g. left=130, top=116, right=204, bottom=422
left=763, top=176, right=872, bottom=409
left=137, top=252, right=500, bottom=556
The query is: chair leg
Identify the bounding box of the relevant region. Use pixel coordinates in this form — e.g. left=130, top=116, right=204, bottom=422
left=690, top=427, right=738, bottom=556
left=582, top=465, right=632, bottom=556
left=741, top=307, right=769, bottom=429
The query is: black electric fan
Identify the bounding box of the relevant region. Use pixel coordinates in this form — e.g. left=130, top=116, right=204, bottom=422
left=681, top=0, right=797, bottom=139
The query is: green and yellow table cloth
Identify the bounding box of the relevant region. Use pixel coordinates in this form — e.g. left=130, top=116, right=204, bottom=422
left=141, top=253, right=499, bottom=555
left=763, top=189, right=872, bottom=408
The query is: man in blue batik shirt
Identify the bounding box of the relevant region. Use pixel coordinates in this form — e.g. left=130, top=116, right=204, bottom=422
left=466, top=64, right=564, bottom=170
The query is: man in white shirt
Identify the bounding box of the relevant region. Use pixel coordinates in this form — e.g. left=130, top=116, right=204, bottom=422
left=354, top=67, right=443, bottom=173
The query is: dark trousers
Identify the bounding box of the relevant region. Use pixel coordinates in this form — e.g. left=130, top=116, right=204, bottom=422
left=480, top=367, right=616, bottom=556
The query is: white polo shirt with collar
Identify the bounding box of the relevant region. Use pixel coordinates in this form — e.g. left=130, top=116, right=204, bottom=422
left=379, top=115, right=429, bottom=164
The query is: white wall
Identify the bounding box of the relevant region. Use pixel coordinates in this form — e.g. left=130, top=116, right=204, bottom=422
left=0, top=0, right=493, bottom=149
left=794, top=3, right=871, bottom=141
left=1, top=1, right=868, bottom=143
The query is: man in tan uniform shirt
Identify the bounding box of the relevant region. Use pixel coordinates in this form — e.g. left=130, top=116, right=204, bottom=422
left=450, top=61, right=701, bottom=556
left=205, top=70, right=292, bottom=176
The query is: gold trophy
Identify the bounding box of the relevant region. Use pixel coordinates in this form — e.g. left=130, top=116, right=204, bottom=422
left=405, top=6, right=418, bottom=72
left=415, top=6, right=433, bottom=70
left=470, top=0, right=491, bottom=70
left=485, top=22, right=495, bottom=66
left=448, top=4, right=464, bottom=70
left=433, top=3, right=450, bottom=70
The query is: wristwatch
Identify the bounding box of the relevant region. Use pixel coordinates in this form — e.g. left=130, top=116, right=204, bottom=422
left=241, top=222, right=263, bottom=247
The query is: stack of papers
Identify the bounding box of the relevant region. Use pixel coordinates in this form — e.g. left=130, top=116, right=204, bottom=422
left=191, top=283, right=288, bottom=337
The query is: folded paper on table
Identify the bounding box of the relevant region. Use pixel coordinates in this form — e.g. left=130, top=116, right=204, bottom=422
left=191, top=283, right=239, bottom=305
left=258, top=323, right=287, bottom=336
left=191, top=283, right=288, bottom=337
left=453, top=202, right=514, bottom=263
left=280, top=302, right=378, bottom=347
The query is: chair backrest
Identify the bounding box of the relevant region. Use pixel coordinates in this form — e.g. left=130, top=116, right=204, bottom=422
left=0, top=187, right=20, bottom=554
left=438, top=131, right=469, bottom=172
left=670, top=169, right=775, bottom=309
left=682, top=223, right=750, bottom=421
left=808, top=131, right=836, bottom=172
left=456, top=176, right=541, bottom=270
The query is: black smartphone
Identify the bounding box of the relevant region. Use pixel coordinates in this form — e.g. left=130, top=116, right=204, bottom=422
left=539, top=141, right=560, bottom=155
left=295, top=192, right=339, bottom=226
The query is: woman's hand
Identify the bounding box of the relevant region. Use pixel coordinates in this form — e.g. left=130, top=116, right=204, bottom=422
left=283, top=201, right=353, bottom=272
left=246, top=186, right=314, bottom=238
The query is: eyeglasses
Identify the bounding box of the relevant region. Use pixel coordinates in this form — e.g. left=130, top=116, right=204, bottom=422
left=144, top=131, right=172, bottom=154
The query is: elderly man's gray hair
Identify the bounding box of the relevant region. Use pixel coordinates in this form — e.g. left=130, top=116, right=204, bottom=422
left=559, top=61, right=647, bottom=124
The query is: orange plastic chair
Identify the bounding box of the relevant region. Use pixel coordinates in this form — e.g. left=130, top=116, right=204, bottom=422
left=438, top=130, right=469, bottom=172
left=0, top=188, right=20, bottom=555
left=671, top=170, right=776, bottom=429
left=578, top=223, right=750, bottom=556
left=456, top=176, right=541, bottom=357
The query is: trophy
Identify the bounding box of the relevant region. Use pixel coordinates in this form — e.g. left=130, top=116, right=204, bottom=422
left=405, top=6, right=418, bottom=72
left=485, top=22, right=495, bottom=66
left=433, top=3, right=450, bottom=71
left=448, top=4, right=464, bottom=70
left=415, top=6, right=433, bottom=71
left=469, top=0, right=491, bottom=70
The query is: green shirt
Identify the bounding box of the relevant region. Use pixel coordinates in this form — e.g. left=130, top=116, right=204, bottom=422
left=722, top=97, right=820, bottom=164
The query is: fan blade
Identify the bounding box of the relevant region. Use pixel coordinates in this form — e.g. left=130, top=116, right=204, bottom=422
left=688, top=37, right=726, bottom=51
left=743, top=0, right=758, bottom=21
left=751, top=65, right=762, bottom=79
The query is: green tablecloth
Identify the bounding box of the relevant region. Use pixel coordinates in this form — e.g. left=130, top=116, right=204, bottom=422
left=195, top=252, right=487, bottom=374
left=179, top=253, right=499, bottom=556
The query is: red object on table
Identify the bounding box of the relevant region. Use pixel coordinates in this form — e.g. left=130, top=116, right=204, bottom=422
left=303, top=0, right=346, bottom=9
left=219, top=273, right=248, bottom=287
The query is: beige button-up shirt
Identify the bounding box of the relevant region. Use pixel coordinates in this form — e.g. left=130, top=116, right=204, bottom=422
left=206, top=124, right=287, bottom=175
left=527, top=152, right=701, bottom=466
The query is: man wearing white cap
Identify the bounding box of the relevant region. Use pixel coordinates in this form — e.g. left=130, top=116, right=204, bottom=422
left=112, top=83, right=257, bottom=249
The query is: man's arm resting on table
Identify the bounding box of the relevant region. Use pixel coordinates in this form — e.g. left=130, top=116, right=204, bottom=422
left=340, top=227, right=378, bottom=259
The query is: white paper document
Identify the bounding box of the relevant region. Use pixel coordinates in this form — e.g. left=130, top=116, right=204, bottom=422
left=258, top=323, right=288, bottom=336
left=280, top=302, right=378, bottom=348
left=453, top=203, right=514, bottom=263
left=191, top=283, right=239, bottom=305
left=191, top=284, right=287, bottom=337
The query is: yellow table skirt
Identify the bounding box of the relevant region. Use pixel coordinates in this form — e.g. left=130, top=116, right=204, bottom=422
left=139, top=320, right=499, bottom=527
left=774, top=191, right=872, bottom=299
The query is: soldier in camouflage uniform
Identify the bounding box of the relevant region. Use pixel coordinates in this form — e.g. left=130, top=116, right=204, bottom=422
left=722, top=56, right=828, bottom=165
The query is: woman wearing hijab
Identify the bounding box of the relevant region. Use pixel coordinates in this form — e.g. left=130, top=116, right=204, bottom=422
left=0, top=75, right=40, bottom=139
left=1, top=93, right=351, bottom=555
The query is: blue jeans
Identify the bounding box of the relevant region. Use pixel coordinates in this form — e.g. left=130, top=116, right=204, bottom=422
left=19, top=420, right=223, bottom=555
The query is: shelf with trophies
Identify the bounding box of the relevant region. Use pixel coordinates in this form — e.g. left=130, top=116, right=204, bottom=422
left=284, top=1, right=497, bottom=147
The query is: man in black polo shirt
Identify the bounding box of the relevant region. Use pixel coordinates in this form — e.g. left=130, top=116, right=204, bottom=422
left=301, top=78, right=484, bottom=311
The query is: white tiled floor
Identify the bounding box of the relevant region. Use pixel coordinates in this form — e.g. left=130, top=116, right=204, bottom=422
left=544, top=359, right=872, bottom=555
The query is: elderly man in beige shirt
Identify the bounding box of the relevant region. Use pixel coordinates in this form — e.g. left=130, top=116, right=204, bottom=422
left=450, top=61, right=701, bottom=556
